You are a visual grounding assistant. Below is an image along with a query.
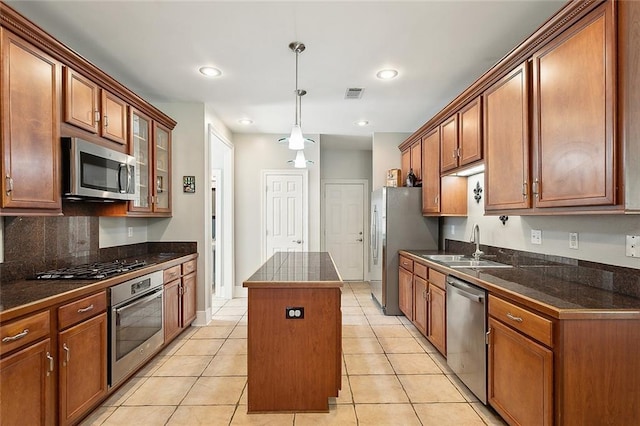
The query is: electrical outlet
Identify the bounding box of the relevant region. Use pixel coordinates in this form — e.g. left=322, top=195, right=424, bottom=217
left=531, top=229, right=542, bottom=245
left=569, top=232, right=579, bottom=249
left=127, top=227, right=133, bottom=238
left=626, top=235, right=640, bottom=258
left=285, top=307, right=304, bottom=319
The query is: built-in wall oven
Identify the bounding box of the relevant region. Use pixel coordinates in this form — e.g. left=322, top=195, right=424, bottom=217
left=109, top=271, right=164, bottom=386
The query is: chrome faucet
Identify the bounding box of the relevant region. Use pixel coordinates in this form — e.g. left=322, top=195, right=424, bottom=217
left=470, top=223, right=484, bottom=260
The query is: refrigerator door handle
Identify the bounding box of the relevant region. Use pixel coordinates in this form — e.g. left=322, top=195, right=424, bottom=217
left=371, top=206, right=378, bottom=263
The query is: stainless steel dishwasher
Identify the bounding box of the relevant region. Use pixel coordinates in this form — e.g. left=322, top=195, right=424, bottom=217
left=446, top=275, right=488, bottom=404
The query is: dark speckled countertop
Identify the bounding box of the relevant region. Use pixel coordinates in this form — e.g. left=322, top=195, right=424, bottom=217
left=0, top=252, right=197, bottom=322
left=401, top=250, right=640, bottom=319
left=244, top=252, right=342, bottom=288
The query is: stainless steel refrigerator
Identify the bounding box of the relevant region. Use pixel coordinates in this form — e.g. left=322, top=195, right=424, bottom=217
left=370, top=187, right=439, bottom=315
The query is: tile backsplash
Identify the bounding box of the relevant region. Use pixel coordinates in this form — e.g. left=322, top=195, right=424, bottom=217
left=0, top=216, right=196, bottom=282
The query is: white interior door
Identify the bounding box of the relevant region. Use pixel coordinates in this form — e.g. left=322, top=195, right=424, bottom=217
left=264, top=171, right=307, bottom=259
left=324, top=183, right=365, bottom=280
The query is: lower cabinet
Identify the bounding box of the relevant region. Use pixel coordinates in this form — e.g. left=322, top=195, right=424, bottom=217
left=398, top=254, right=447, bottom=357
left=427, top=283, right=446, bottom=355
left=58, top=314, right=108, bottom=425
left=0, top=338, right=54, bottom=425
left=164, top=259, right=198, bottom=341
left=487, top=295, right=553, bottom=426
left=57, top=291, right=108, bottom=426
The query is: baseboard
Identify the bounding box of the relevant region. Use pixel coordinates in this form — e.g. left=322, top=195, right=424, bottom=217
left=193, top=308, right=212, bottom=326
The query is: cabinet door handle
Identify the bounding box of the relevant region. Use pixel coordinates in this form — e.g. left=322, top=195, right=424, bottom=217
left=522, top=181, right=528, bottom=199
left=104, top=114, right=109, bottom=128
left=452, top=149, right=457, bottom=159
left=532, top=179, right=539, bottom=197
left=63, top=343, right=70, bottom=363
left=486, top=327, right=492, bottom=345
left=435, top=195, right=439, bottom=205
left=2, top=328, right=28, bottom=342
left=94, top=110, right=100, bottom=124
left=5, top=175, right=13, bottom=195
left=46, top=352, right=54, bottom=373
left=506, top=312, right=523, bottom=323
left=77, top=304, right=94, bottom=313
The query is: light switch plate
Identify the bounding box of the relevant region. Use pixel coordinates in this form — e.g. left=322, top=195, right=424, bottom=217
left=569, top=232, right=578, bottom=249
left=531, top=229, right=542, bottom=245
left=626, top=235, right=640, bottom=257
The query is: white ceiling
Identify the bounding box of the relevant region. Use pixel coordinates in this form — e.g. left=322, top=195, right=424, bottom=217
left=7, top=0, right=565, bottom=142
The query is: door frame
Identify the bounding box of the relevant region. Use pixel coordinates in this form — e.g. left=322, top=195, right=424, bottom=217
left=261, top=169, right=309, bottom=262
left=207, top=124, right=234, bottom=306
left=320, top=178, right=370, bottom=281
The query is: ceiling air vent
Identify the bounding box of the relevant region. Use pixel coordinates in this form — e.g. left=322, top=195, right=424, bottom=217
left=345, top=88, right=364, bottom=100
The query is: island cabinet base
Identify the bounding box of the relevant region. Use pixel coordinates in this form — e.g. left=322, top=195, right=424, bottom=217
left=246, top=286, right=342, bottom=413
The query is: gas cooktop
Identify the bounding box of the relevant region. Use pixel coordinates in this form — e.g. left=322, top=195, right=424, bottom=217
left=33, top=260, right=148, bottom=280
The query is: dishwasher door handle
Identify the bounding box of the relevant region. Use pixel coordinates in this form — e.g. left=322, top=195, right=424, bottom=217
left=448, top=281, right=484, bottom=303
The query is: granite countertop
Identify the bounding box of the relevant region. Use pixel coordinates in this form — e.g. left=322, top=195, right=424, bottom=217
left=0, top=252, right=197, bottom=321
left=244, top=252, right=342, bottom=288
left=401, top=250, right=640, bottom=319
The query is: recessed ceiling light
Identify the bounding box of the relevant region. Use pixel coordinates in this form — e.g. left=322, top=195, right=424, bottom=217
left=199, top=66, right=222, bottom=77
left=376, top=69, right=398, bottom=80
left=238, top=118, right=253, bottom=125
left=355, top=120, right=369, bottom=127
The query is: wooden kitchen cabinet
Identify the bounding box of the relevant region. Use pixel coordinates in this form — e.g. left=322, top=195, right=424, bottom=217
left=484, top=62, right=531, bottom=212
left=0, top=339, right=54, bottom=425
left=434, top=97, right=483, bottom=175
left=412, top=276, right=428, bottom=336
left=398, top=257, right=414, bottom=319
left=63, top=66, right=128, bottom=146
left=422, top=128, right=467, bottom=217
left=532, top=2, right=615, bottom=208
left=427, top=271, right=446, bottom=356
left=1, top=29, right=61, bottom=213
left=58, top=313, right=108, bottom=425
left=488, top=295, right=553, bottom=426
left=0, top=310, right=54, bottom=425
left=128, top=110, right=172, bottom=216
left=440, top=115, right=458, bottom=173
left=400, top=138, right=421, bottom=186
left=163, top=260, right=197, bottom=343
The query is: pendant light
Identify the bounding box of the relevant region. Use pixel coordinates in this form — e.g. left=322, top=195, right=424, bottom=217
left=279, top=41, right=315, bottom=150
left=287, top=150, right=314, bottom=168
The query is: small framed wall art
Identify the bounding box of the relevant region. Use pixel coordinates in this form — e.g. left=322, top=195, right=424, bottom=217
left=183, top=176, right=196, bottom=193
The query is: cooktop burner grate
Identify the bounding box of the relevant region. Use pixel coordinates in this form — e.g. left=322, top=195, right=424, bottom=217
left=33, top=260, right=148, bottom=280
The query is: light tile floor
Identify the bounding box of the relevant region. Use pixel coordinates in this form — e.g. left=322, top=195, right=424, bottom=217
left=81, top=282, right=507, bottom=425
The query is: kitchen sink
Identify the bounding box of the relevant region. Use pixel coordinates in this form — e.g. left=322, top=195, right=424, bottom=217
left=422, top=254, right=512, bottom=269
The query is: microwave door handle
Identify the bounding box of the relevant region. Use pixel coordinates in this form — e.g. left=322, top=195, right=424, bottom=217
left=126, top=164, right=133, bottom=194
left=118, top=164, right=127, bottom=193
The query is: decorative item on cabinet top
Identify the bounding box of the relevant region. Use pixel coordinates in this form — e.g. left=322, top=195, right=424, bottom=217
left=387, top=168, right=402, bottom=187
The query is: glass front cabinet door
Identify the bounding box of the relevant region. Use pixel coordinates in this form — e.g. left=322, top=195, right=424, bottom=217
left=129, top=109, right=171, bottom=216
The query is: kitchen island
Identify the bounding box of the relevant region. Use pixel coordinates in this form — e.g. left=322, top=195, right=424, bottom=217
left=243, top=252, right=342, bottom=413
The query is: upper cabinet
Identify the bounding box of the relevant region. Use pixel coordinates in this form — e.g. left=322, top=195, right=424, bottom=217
left=484, top=63, right=530, bottom=212
left=401, top=138, right=422, bottom=186
left=531, top=3, right=615, bottom=208
left=0, top=29, right=61, bottom=214
left=63, top=67, right=128, bottom=146
left=440, top=97, right=482, bottom=174
left=129, top=110, right=172, bottom=216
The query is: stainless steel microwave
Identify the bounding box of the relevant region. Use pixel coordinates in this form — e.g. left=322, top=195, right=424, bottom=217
left=62, top=137, right=136, bottom=201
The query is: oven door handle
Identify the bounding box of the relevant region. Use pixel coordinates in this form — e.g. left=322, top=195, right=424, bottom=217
left=113, top=288, right=163, bottom=316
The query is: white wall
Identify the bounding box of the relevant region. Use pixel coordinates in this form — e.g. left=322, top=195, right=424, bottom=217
left=99, top=217, right=148, bottom=247
left=234, top=133, right=321, bottom=290
left=320, top=149, right=372, bottom=182
left=372, top=132, right=409, bottom=190
left=443, top=173, right=640, bottom=269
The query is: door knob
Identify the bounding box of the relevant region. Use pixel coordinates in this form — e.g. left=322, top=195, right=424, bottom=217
left=356, top=238, right=363, bottom=242
left=292, top=240, right=302, bottom=244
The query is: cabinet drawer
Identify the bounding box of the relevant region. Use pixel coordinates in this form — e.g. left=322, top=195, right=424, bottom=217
left=414, top=262, right=428, bottom=280
left=58, top=291, right=107, bottom=330
left=163, top=265, right=181, bottom=282
left=489, top=295, right=553, bottom=347
left=182, top=259, right=197, bottom=275
left=1, top=310, right=50, bottom=356
left=399, top=255, right=413, bottom=272
left=428, top=269, right=446, bottom=290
